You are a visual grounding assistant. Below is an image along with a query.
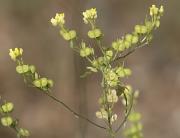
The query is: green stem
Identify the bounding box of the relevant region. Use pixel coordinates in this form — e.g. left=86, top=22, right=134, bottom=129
left=112, top=42, right=148, bottom=63
left=115, top=92, right=134, bottom=133
left=44, top=92, right=107, bottom=130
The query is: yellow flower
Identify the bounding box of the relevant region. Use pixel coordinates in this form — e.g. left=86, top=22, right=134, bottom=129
left=83, top=8, right=97, bottom=24
left=51, top=13, right=65, bottom=26
left=9, top=48, right=23, bottom=61
left=150, top=5, right=159, bottom=16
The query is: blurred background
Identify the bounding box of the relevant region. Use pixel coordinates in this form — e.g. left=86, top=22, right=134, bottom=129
left=0, top=0, right=180, bottom=138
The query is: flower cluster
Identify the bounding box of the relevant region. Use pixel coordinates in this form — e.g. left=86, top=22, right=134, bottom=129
left=51, top=13, right=76, bottom=42
left=82, top=8, right=97, bottom=24
left=0, top=98, right=30, bottom=137
left=150, top=5, right=164, bottom=16
left=9, top=48, right=23, bottom=61
left=9, top=48, right=53, bottom=92
left=51, top=13, right=65, bottom=27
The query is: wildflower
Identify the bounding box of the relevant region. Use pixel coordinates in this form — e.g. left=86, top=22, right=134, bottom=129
left=83, top=8, right=97, bottom=24
left=9, top=48, right=23, bottom=61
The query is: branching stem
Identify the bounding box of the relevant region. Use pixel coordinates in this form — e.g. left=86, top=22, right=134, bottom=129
left=43, top=92, right=107, bottom=130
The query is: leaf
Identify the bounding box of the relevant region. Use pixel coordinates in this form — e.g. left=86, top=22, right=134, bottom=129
left=87, top=67, right=98, bottom=72
left=80, top=71, right=92, bottom=78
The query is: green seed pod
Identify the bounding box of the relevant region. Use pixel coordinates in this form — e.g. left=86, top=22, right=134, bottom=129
left=34, top=72, right=39, bottom=79
left=47, top=80, right=54, bottom=88
left=16, top=66, right=23, bottom=74
left=140, top=26, right=147, bottom=34
left=22, top=65, right=29, bottom=73
left=106, top=50, right=113, bottom=58
left=131, top=35, right=139, bottom=44
left=145, top=21, right=153, bottom=31
left=60, top=30, right=76, bottom=41
left=18, top=128, right=30, bottom=137
left=98, top=57, right=104, bottom=65
left=112, top=41, right=119, bottom=50
left=41, top=78, right=48, bottom=87
left=92, top=60, right=99, bottom=68
left=80, top=50, right=86, bottom=57
left=29, top=65, right=36, bottom=73
left=1, top=102, right=14, bottom=113
left=69, top=30, right=76, bottom=40
left=116, top=67, right=125, bottom=78
left=33, top=80, right=41, bottom=88
left=124, top=68, right=132, bottom=76
left=1, top=116, right=13, bottom=127
left=134, top=25, right=141, bottom=34
left=125, top=34, right=133, bottom=42
left=124, top=40, right=131, bottom=49
left=88, top=29, right=101, bottom=38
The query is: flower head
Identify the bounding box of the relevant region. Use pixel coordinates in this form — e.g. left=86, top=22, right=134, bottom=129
left=9, top=48, right=23, bottom=61
left=150, top=5, right=159, bottom=16
left=51, top=13, right=65, bottom=26
left=83, top=8, right=97, bottom=24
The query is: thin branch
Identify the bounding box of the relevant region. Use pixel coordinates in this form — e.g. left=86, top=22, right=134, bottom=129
left=115, top=92, right=134, bottom=133
left=112, top=42, right=148, bottom=63
left=43, top=92, right=107, bottom=130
